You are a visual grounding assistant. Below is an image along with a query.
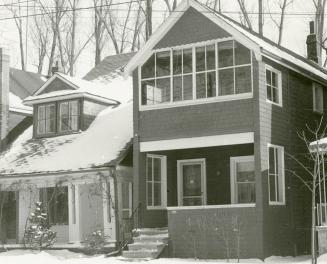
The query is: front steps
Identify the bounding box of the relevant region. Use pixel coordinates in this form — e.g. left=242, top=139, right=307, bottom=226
left=122, top=228, right=168, bottom=260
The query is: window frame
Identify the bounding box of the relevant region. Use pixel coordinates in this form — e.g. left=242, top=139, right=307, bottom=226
left=139, top=38, right=254, bottom=111
left=313, top=82, right=324, bottom=114
left=230, top=155, right=255, bottom=205
left=265, top=65, right=283, bottom=107
left=146, top=154, right=167, bottom=210
left=36, top=103, right=56, bottom=136
left=267, top=143, right=286, bottom=206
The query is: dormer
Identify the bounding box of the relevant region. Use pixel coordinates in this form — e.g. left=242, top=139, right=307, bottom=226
left=23, top=73, right=119, bottom=138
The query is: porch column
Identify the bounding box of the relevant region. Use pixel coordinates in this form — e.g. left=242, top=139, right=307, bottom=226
left=68, top=183, right=80, bottom=243
left=103, top=177, right=116, bottom=242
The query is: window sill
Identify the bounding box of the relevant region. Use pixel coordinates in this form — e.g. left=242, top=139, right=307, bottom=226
left=147, top=206, right=167, bottom=210
left=167, top=203, right=255, bottom=210
left=266, top=99, right=282, bottom=108
left=313, top=109, right=324, bottom=115
left=268, top=201, right=286, bottom=206
left=140, top=92, right=253, bottom=111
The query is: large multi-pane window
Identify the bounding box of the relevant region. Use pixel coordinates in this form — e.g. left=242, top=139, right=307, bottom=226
left=59, top=100, right=80, bottom=132
left=268, top=144, right=285, bottom=205
left=146, top=155, right=166, bottom=209
left=37, top=104, right=56, bottom=135
left=141, top=40, right=253, bottom=106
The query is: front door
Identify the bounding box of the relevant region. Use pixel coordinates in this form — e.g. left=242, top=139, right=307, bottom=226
left=177, top=159, right=206, bottom=206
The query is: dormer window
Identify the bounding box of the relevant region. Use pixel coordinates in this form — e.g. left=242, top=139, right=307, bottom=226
left=37, top=104, right=56, bottom=135
left=59, top=100, right=80, bottom=132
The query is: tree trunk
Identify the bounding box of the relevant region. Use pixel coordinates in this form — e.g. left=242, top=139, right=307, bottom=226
left=69, top=0, right=76, bottom=76
left=145, top=0, right=152, bottom=40
left=48, top=30, right=58, bottom=76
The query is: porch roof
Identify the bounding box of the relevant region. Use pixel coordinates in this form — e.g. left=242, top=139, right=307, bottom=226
left=0, top=102, right=133, bottom=176
left=309, top=138, right=327, bottom=153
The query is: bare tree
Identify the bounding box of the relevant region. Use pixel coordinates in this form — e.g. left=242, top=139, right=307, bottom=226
left=237, top=0, right=253, bottom=31
left=267, top=0, right=294, bottom=45
left=286, top=118, right=327, bottom=264
left=6, top=0, right=26, bottom=70
left=163, top=0, right=177, bottom=12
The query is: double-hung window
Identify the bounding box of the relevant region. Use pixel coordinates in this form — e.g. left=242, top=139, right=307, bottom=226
left=313, top=83, right=324, bottom=114
left=37, top=104, right=56, bottom=135
left=230, top=156, right=255, bottom=204
left=59, top=100, right=80, bottom=132
left=266, top=66, right=282, bottom=106
left=268, top=144, right=285, bottom=205
left=146, top=155, right=167, bottom=209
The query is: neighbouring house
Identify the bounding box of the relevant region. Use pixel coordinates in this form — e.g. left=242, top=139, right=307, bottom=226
left=123, top=0, right=327, bottom=260
left=0, top=48, right=47, bottom=150
left=0, top=51, right=134, bottom=250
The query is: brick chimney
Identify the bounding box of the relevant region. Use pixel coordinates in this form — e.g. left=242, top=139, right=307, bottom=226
left=51, top=61, right=62, bottom=76
left=306, top=21, right=319, bottom=63
left=0, top=48, right=10, bottom=151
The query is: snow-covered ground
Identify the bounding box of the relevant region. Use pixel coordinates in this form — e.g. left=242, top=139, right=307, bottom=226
left=1, top=250, right=327, bottom=264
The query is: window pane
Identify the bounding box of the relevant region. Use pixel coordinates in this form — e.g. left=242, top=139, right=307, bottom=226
left=141, top=54, right=155, bottom=79
left=156, top=51, right=171, bottom=77
left=183, top=49, right=192, bottom=73
left=38, top=120, right=45, bottom=134
left=153, top=183, right=162, bottom=206
left=237, top=183, right=255, bottom=203
left=153, top=158, right=161, bottom=182
left=269, top=148, right=275, bottom=174
left=206, top=44, right=216, bottom=70
left=183, top=74, right=193, bottom=100
left=147, top=157, right=152, bottom=181
left=266, top=70, right=271, bottom=85
left=196, top=46, right=205, bottom=72
left=147, top=182, right=153, bottom=206
left=70, top=116, right=79, bottom=130
left=47, top=118, right=56, bottom=133
left=173, top=50, right=182, bottom=75
left=315, top=85, right=324, bottom=112
left=207, top=71, right=216, bottom=97
left=48, top=105, right=56, bottom=119
left=60, top=102, right=69, bottom=117
left=234, top=41, right=251, bottom=65
left=272, top=87, right=279, bottom=103
left=219, top=68, right=234, bottom=95
left=156, top=78, right=171, bottom=103
left=235, top=66, right=252, bottom=94
left=141, top=79, right=155, bottom=105
left=183, top=164, right=202, bottom=197
left=173, top=76, right=182, bottom=101
left=218, top=40, right=233, bottom=68
left=38, top=106, right=45, bottom=120
left=267, top=85, right=272, bottom=101
left=196, top=73, right=206, bottom=99
left=269, top=174, right=276, bottom=202
left=69, top=101, right=79, bottom=115
left=236, top=161, right=255, bottom=182
left=272, top=71, right=277, bottom=87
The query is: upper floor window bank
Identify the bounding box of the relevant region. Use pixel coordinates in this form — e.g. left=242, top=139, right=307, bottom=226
left=140, top=40, right=253, bottom=107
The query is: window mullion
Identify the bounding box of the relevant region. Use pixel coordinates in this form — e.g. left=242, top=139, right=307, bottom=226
left=170, top=49, right=173, bottom=103
left=192, top=46, right=196, bottom=100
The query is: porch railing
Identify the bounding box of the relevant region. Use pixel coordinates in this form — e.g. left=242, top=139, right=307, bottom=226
left=120, top=202, right=142, bottom=246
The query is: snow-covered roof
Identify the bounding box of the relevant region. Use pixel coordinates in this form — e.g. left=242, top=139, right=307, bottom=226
left=309, top=138, right=327, bottom=153
left=24, top=72, right=132, bottom=106
left=9, top=92, right=32, bottom=115
left=0, top=102, right=133, bottom=175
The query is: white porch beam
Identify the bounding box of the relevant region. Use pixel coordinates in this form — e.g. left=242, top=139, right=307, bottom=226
left=140, top=132, right=254, bottom=152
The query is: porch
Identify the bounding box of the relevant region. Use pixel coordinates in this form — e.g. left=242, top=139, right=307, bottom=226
left=136, top=141, right=261, bottom=258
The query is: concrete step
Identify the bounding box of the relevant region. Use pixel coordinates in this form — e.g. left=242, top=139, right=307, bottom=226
left=122, top=249, right=159, bottom=259
left=128, top=242, right=166, bottom=251
left=133, top=234, right=169, bottom=244
left=134, top=228, right=168, bottom=236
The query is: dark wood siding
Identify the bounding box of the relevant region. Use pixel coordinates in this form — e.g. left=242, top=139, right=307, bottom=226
left=155, top=7, right=231, bottom=49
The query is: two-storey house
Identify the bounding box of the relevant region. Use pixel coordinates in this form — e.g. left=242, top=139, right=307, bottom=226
left=0, top=52, right=134, bottom=250
left=124, top=0, right=327, bottom=259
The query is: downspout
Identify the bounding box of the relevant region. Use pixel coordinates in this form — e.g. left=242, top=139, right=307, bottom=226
left=110, top=166, right=120, bottom=249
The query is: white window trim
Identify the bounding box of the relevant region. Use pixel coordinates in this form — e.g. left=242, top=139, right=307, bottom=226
left=146, top=154, right=167, bottom=210
left=267, top=143, right=286, bottom=206
left=265, top=65, right=283, bottom=107
left=313, top=82, right=324, bottom=114
left=139, top=38, right=254, bottom=111
left=230, top=155, right=255, bottom=205
left=177, top=158, right=207, bottom=207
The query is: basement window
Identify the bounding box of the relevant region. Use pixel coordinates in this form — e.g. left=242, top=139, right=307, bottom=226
left=313, top=83, right=324, bottom=114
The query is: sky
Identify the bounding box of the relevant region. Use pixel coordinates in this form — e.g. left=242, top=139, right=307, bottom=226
left=0, top=0, right=320, bottom=77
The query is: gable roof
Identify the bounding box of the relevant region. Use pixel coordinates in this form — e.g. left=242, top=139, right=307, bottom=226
left=24, top=72, right=132, bottom=106
left=0, top=102, right=133, bottom=176
left=124, top=0, right=327, bottom=84
left=84, top=52, right=135, bottom=82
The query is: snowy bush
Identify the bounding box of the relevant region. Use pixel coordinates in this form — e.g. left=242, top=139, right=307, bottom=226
left=83, top=229, right=108, bottom=255
left=24, top=202, right=56, bottom=250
